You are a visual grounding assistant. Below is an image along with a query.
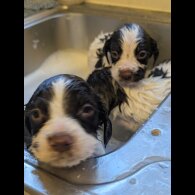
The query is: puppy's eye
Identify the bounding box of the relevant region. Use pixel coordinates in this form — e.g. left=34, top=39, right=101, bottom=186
left=111, top=51, right=119, bottom=59
left=79, top=104, right=95, bottom=118
left=137, top=50, right=148, bottom=60
left=30, top=109, right=43, bottom=122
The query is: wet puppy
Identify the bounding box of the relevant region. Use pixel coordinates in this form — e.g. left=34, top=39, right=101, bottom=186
left=88, top=23, right=159, bottom=86
left=24, top=73, right=127, bottom=167
left=88, top=23, right=170, bottom=131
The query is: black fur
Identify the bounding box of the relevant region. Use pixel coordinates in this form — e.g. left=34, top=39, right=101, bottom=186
left=103, top=31, right=123, bottom=65
left=87, top=67, right=128, bottom=146
left=95, top=48, right=104, bottom=68
left=148, top=69, right=169, bottom=78
left=135, top=35, right=159, bottom=66
left=132, top=67, right=146, bottom=82
left=148, top=59, right=171, bottom=78
left=87, top=67, right=128, bottom=114
left=24, top=76, right=55, bottom=147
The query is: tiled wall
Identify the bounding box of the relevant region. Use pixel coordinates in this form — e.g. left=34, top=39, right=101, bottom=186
left=85, top=0, right=171, bottom=12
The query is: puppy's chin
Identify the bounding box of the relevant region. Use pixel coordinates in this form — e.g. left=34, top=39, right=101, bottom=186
left=118, top=80, right=142, bottom=88
left=47, top=142, right=106, bottom=168
left=117, top=74, right=145, bottom=87
left=29, top=117, right=101, bottom=168
left=30, top=141, right=99, bottom=168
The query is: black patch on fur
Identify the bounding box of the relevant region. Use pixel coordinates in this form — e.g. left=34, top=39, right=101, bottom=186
left=133, top=67, right=146, bottom=81
left=134, top=28, right=159, bottom=66
left=103, top=31, right=123, bottom=65
left=64, top=77, right=103, bottom=136
left=100, top=34, right=112, bottom=43
left=148, top=68, right=168, bottom=78
left=95, top=58, right=104, bottom=68
left=65, top=77, right=113, bottom=147
left=95, top=48, right=104, bottom=68
left=24, top=76, right=57, bottom=147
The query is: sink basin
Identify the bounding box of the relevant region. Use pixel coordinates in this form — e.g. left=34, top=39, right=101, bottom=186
left=24, top=4, right=171, bottom=194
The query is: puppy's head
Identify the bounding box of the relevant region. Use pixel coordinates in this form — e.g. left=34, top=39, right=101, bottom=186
left=87, top=67, right=128, bottom=146
left=103, top=23, right=159, bottom=85
left=24, top=74, right=110, bottom=167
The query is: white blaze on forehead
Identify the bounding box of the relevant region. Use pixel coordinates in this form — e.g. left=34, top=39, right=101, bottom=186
left=120, top=25, right=141, bottom=58
left=50, top=78, right=72, bottom=119
left=120, top=24, right=141, bottom=45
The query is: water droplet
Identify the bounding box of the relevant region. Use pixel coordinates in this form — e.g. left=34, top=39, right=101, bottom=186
left=77, top=175, right=81, bottom=179
left=163, top=106, right=171, bottom=113
left=129, top=178, right=136, bottom=184
left=32, top=39, right=40, bottom=49
left=158, top=162, right=169, bottom=169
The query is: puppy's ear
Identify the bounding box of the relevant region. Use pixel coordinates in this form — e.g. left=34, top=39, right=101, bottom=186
left=101, top=80, right=127, bottom=147
left=103, top=117, right=112, bottom=147
left=103, top=38, right=112, bottom=65
left=97, top=100, right=112, bottom=147
left=114, top=81, right=128, bottom=112
left=151, top=38, right=159, bottom=66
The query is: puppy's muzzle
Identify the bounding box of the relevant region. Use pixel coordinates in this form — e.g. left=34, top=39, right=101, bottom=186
left=47, top=132, right=73, bottom=153
left=119, top=67, right=145, bottom=81
left=119, top=67, right=133, bottom=80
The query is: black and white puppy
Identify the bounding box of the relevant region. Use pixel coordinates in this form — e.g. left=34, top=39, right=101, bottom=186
left=88, top=23, right=159, bottom=86
left=88, top=23, right=171, bottom=131
left=24, top=73, right=127, bottom=167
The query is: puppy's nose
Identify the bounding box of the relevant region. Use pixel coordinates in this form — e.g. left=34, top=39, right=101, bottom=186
left=119, top=68, right=132, bottom=80
left=47, top=132, right=73, bottom=152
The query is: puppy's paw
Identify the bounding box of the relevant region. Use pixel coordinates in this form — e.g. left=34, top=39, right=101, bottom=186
left=148, top=59, right=171, bottom=78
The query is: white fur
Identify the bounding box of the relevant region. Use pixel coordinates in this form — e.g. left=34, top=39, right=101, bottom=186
left=50, top=78, right=68, bottom=119
left=88, top=31, right=112, bottom=70
left=111, top=60, right=171, bottom=132
left=30, top=78, right=103, bottom=167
